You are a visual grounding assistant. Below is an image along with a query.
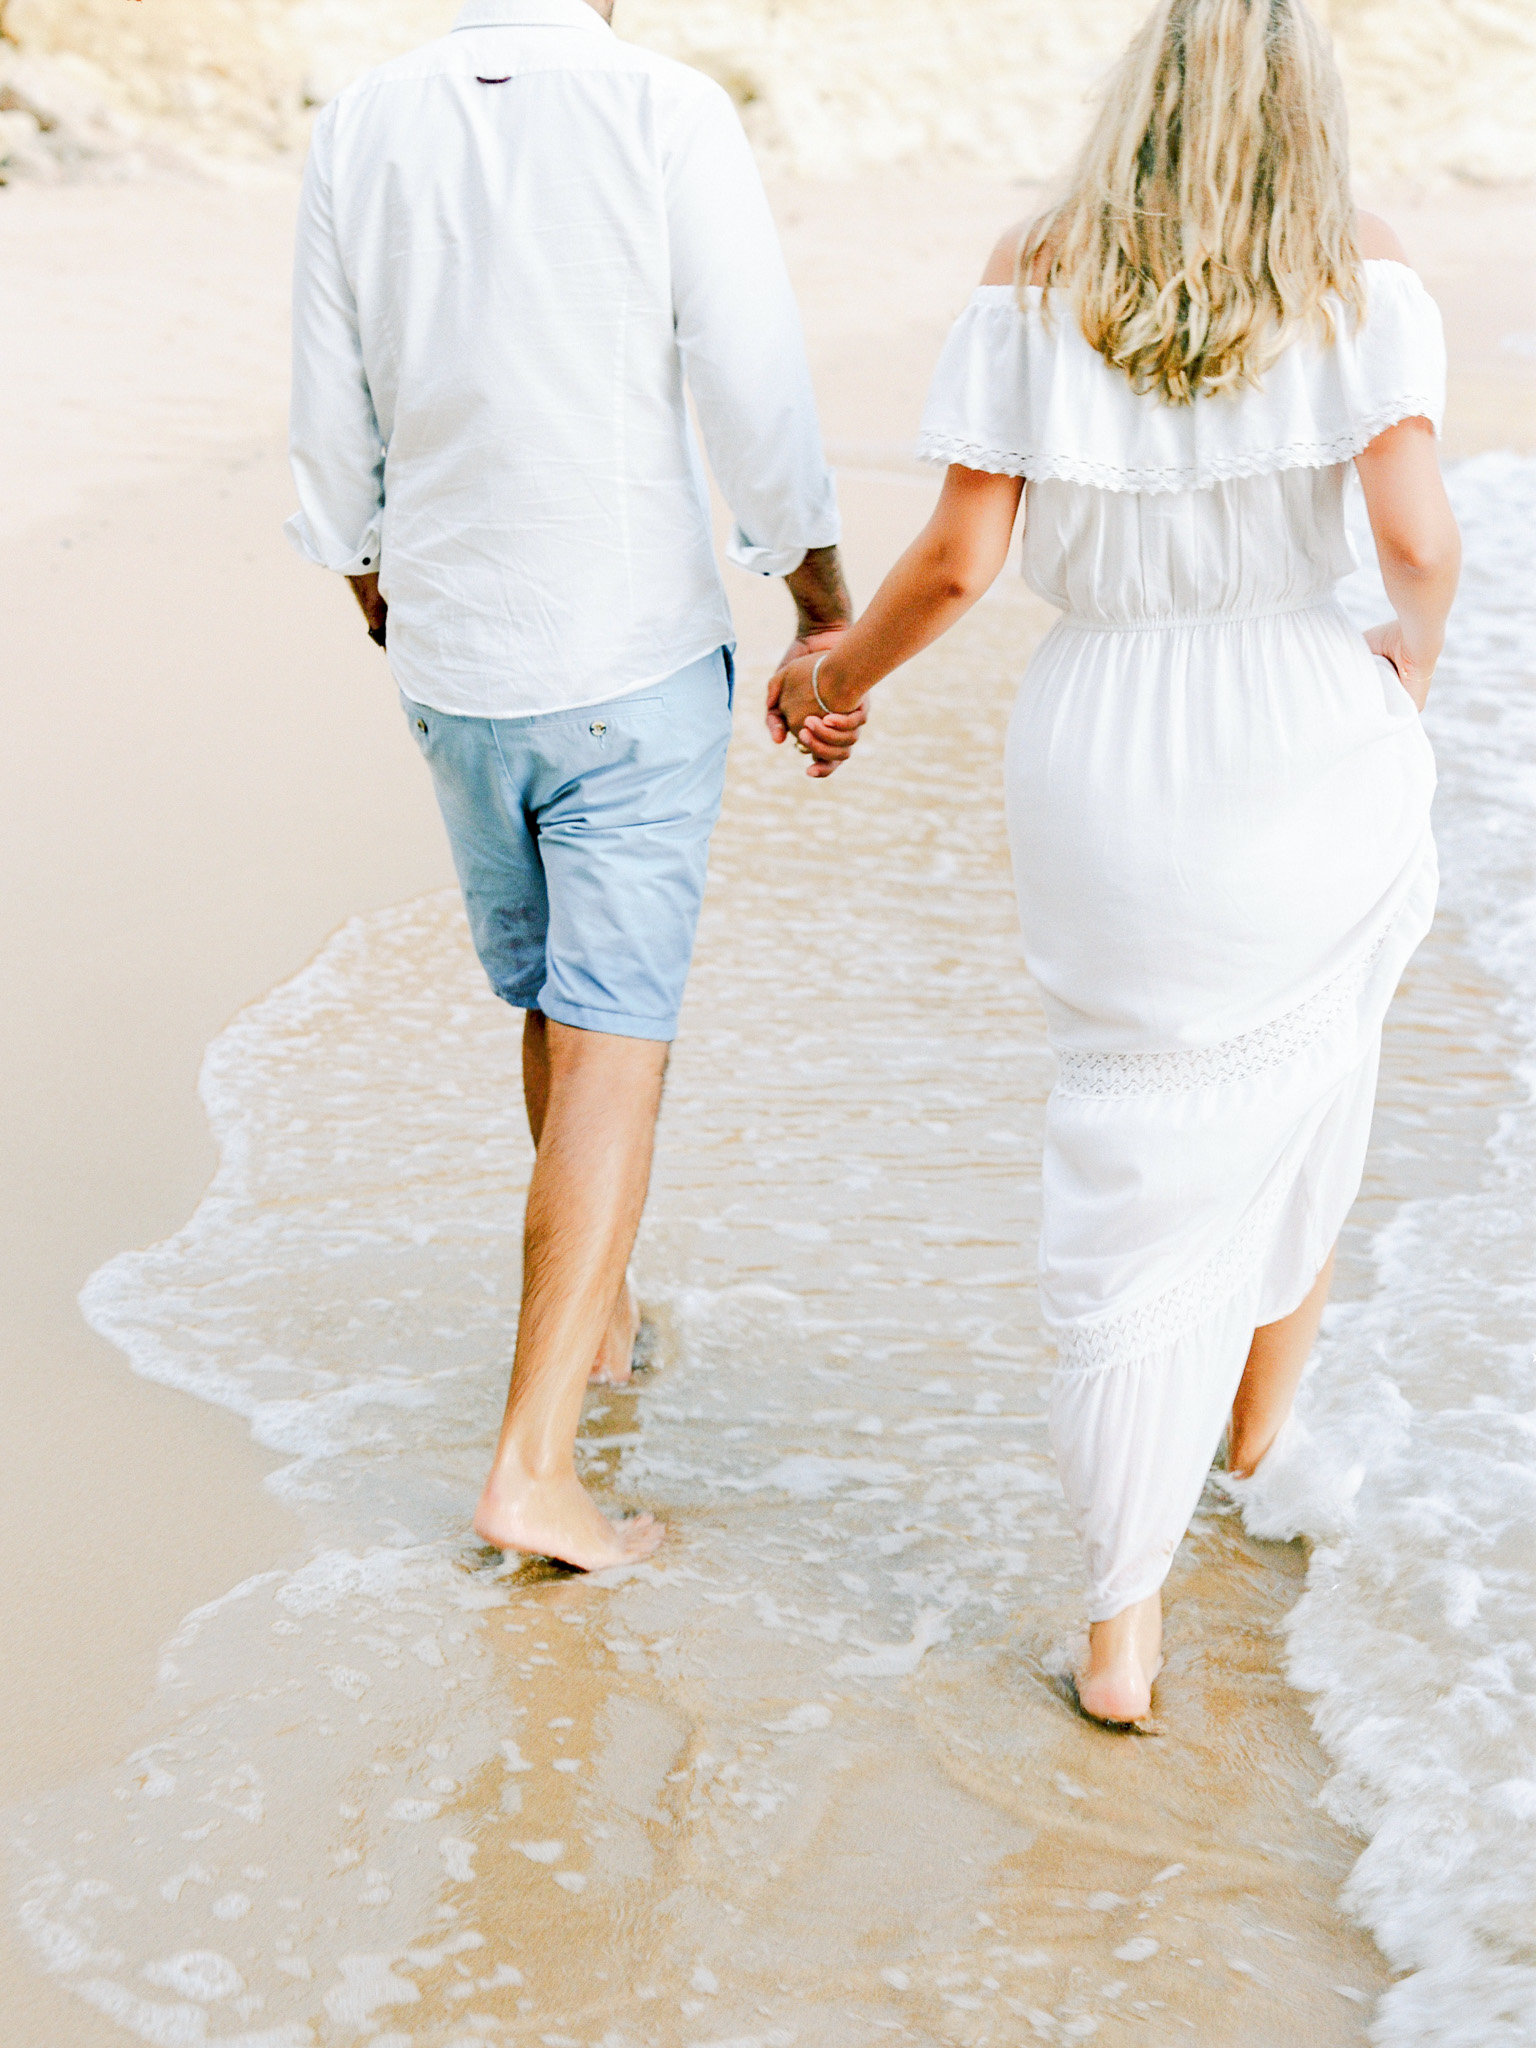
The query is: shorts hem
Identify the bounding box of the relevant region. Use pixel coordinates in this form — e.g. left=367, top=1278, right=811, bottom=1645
left=490, top=984, right=548, bottom=1014
left=538, top=996, right=678, bottom=1044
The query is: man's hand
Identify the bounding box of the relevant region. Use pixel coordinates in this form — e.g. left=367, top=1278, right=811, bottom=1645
left=348, top=571, right=388, bottom=649
left=767, top=654, right=867, bottom=778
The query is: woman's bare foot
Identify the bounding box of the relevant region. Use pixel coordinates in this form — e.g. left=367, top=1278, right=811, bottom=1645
left=589, top=1281, right=641, bottom=1385
left=473, top=1467, right=664, bottom=1572
left=1078, top=1591, right=1163, bottom=1725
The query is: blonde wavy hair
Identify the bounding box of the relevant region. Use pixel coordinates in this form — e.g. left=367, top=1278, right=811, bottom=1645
left=1020, top=0, right=1365, bottom=406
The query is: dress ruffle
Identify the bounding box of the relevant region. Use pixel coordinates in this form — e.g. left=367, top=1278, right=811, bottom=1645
left=917, top=261, right=1447, bottom=495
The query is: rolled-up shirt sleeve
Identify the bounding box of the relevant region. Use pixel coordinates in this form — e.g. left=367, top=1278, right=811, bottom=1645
left=285, top=104, right=386, bottom=577
left=665, top=84, right=840, bottom=577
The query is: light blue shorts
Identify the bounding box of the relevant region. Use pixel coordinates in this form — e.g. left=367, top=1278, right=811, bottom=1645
left=402, top=648, right=733, bottom=1042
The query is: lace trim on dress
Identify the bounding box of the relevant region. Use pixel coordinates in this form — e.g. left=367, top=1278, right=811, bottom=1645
left=1053, top=917, right=1398, bottom=1099
left=1052, top=1178, right=1288, bottom=1378
left=915, top=392, right=1443, bottom=493
left=1046, top=900, right=1421, bottom=1376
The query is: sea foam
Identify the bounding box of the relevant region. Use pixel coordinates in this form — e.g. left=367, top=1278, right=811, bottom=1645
left=1235, top=454, right=1536, bottom=2043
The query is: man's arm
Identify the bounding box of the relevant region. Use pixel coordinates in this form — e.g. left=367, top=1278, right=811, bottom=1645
left=664, top=83, right=849, bottom=624
left=286, top=103, right=388, bottom=639
left=347, top=570, right=389, bottom=647
left=784, top=545, right=852, bottom=648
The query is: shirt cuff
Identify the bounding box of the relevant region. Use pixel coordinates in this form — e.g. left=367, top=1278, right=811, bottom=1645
left=725, top=525, right=810, bottom=578
left=284, top=510, right=383, bottom=577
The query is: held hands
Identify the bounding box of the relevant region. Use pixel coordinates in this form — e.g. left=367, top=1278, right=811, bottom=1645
left=772, top=544, right=864, bottom=777
left=1366, top=619, right=1435, bottom=713
left=766, top=638, right=868, bottom=779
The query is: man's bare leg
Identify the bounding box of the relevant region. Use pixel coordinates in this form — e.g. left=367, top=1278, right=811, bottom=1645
left=1080, top=1591, right=1163, bottom=1725
left=589, top=1283, right=642, bottom=1387
left=520, top=1011, right=642, bottom=1386
left=474, top=1017, right=668, bottom=1569
left=1228, top=1247, right=1337, bottom=1478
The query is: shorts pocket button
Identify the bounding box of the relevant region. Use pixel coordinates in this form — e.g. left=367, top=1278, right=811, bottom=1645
left=416, top=719, right=428, bottom=733
left=589, top=720, right=607, bottom=739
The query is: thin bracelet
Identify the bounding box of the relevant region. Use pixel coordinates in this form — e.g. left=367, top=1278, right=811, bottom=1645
left=811, top=655, right=835, bottom=716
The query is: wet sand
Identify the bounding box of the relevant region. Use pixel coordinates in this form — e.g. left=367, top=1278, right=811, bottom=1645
left=1, top=168, right=1532, bottom=2046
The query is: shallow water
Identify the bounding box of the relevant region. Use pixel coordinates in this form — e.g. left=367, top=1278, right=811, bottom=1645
left=9, top=458, right=1533, bottom=2046
left=1238, top=453, right=1536, bottom=2044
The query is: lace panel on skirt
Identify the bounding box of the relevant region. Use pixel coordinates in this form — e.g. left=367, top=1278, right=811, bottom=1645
left=1051, top=1180, right=1288, bottom=1377
left=1053, top=917, right=1396, bottom=1099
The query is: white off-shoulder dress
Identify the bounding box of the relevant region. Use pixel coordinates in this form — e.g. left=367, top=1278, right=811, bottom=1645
left=918, top=261, right=1445, bottom=1620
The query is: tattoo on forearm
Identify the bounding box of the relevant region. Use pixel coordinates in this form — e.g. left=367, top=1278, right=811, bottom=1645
left=786, top=545, right=853, bottom=635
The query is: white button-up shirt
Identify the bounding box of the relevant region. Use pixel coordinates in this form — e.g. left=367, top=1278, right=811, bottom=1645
left=286, top=0, right=840, bottom=719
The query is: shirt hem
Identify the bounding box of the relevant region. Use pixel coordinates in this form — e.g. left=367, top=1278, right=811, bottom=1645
left=388, top=634, right=735, bottom=720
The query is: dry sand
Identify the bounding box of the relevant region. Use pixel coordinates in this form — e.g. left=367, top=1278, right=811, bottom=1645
left=0, top=158, right=1531, bottom=2045
left=5, top=0, right=1535, bottom=186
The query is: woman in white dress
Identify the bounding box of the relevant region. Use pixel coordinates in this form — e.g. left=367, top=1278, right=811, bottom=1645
left=771, top=0, right=1461, bottom=1724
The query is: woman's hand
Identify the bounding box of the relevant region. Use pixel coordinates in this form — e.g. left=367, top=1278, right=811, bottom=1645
left=766, top=655, right=869, bottom=779
left=1355, top=414, right=1459, bottom=715
left=1366, top=619, right=1436, bottom=713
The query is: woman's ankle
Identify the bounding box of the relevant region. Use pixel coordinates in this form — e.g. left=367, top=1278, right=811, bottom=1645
left=1088, top=1592, right=1161, bottom=1669
left=1080, top=1593, right=1162, bottom=1722
left=1227, top=1414, right=1280, bottom=1478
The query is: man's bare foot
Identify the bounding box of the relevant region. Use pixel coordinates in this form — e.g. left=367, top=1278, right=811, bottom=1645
left=473, top=1466, right=664, bottom=1572
left=589, top=1281, right=641, bottom=1385
left=1078, top=1591, right=1163, bottom=1725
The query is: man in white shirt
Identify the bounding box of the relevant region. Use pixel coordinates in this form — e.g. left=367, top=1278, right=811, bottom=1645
left=288, top=0, right=858, bottom=1572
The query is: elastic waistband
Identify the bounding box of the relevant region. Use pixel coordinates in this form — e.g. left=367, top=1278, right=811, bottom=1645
left=1056, top=593, right=1338, bottom=636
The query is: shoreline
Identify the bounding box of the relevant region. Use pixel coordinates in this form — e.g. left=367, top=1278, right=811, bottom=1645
left=0, top=440, right=458, bottom=2045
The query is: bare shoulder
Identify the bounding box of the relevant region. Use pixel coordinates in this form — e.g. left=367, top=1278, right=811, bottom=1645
left=981, top=217, right=1038, bottom=288
left=1356, top=210, right=1413, bottom=266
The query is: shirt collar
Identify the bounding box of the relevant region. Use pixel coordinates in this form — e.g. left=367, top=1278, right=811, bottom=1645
left=453, top=0, right=610, bottom=31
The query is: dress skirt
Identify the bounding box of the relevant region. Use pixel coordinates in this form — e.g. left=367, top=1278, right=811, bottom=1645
left=1005, top=593, right=1438, bottom=1621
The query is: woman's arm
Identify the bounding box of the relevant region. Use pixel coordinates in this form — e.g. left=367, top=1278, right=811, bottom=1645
left=1355, top=418, right=1461, bottom=711
left=768, top=464, right=1025, bottom=749
left=1351, top=214, right=1460, bottom=711
left=768, top=221, right=1035, bottom=773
